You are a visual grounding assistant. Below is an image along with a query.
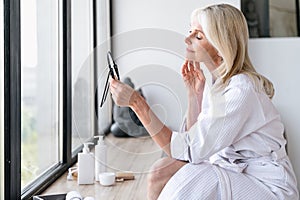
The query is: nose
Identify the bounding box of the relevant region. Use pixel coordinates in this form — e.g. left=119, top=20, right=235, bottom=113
left=185, top=36, right=192, bottom=45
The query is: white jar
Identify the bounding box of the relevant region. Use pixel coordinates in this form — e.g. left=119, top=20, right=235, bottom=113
left=99, top=172, right=115, bottom=186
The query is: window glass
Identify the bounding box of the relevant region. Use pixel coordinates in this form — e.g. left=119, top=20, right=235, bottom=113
left=96, top=0, right=113, bottom=135
left=72, top=0, right=95, bottom=151
left=21, top=0, right=60, bottom=190
left=0, top=0, right=4, bottom=198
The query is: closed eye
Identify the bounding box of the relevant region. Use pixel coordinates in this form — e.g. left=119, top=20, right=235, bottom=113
left=189, top=30, right=203, bottom=40
left=196, top=35, right=202, bottom=40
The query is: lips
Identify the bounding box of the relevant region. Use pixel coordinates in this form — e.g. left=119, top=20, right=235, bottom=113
left=186, top=48, right=195, bottom=52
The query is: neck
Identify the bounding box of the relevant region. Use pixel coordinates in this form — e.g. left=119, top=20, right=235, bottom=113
left=204, top=57, right=222, bottom=82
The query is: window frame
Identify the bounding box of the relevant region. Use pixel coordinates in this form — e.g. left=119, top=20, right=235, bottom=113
left=4, top=0, right=22, bottom=199
left=2, top=0, right=100, bottom=198
left=0, top=0, right=4, bottom=199
left=296, top=0, right=300, bottom=36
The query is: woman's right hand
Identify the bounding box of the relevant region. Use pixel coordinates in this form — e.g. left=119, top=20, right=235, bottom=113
left=110, top=78, right=138, bottom=107
left=181, top=60, right=206, bottom=96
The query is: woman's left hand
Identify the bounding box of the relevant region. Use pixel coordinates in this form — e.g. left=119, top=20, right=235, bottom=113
left=181, top=60, right=206, bottom=97
left=109, top=78, right=137, bottom=107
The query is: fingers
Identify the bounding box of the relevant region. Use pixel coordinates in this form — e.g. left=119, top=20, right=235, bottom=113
left=197, top=70, right=205, bottom=82
left=194, top=61, right=201, bottom=71
left=109, top=79, right=122, bottom=98
left=189, top=61, right=204, bottom=78
left=109, top=79, right=128, bottom=106
left=182, top=60, right=197, bottom=76
left=109, top=78, right=124, bottom=91
left=181, top=60, right=206, bottom=83
left=181, top=60, right=189, bottom=75
left=188, top=61, right=201, bottom=72
left=109, top=78, right=134, bottom=96
left=187, top=61, right=196, bottom=72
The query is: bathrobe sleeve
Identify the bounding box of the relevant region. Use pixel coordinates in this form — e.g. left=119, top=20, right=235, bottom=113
left=171, top=82, right=267, bottom=163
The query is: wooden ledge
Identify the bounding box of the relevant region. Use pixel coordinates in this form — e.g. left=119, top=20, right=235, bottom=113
left=41, top=134, right=163, bottom=199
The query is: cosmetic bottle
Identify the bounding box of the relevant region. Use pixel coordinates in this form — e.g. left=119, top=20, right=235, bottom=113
left=94, top=135, right=107, bottom=181
left=78, top=142, right=95, bottom=185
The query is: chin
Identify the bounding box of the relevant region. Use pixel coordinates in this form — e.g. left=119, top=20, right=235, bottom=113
left=185, top=57, right=196, bottom=62
left=185, top=54, right=194, bottom=61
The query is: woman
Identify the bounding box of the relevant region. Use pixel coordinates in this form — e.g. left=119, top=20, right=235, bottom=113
left=109, top=4, right=299, bottom=200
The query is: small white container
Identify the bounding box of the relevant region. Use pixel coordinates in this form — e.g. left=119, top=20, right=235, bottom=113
left=99, top=172, right=115, bottom=186
left=78, top=143, right=95, bottom=185
left=94, top=135, right=107, bottom=181
left=66, top=191, right=82, bottom=200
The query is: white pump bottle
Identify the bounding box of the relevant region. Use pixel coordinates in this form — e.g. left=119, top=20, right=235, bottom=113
left=78, top=142, right=95, bottom=185
left=94, top=135, right=107, bottom=181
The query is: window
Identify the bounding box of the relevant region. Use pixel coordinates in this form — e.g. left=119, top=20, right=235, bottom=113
left=3, top=0, right=111, bottom=198
left=71, top=0, right=95, bottom=152
left=21, top=0, right=61, bottom=191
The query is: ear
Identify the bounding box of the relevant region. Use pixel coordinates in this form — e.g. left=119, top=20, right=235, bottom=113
left=217, top=52, right=223, bottom=62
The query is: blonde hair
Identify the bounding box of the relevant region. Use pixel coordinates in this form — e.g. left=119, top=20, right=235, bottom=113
left=192, top=4, right=274, bottom=99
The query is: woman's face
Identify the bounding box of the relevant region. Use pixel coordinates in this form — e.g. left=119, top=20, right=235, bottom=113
left=185, top=17, right=219, bottom=65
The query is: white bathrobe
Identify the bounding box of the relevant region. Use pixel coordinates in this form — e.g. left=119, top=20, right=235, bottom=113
left=159, top=74, right=299, bottom=200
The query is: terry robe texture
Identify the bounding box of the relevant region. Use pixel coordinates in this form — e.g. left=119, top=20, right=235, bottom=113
left=159, top=74, right=299, bottom=200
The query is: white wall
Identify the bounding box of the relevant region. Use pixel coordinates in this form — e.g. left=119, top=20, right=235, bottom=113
left=97, top=0, right=112, bottom=134
left=112, top=0, right=240, bottom=34
left=112, top=0, right=239, bottom=130
left=249, top=38, right=300, bottom=191
left=112, top=0, right=299, bottom=190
